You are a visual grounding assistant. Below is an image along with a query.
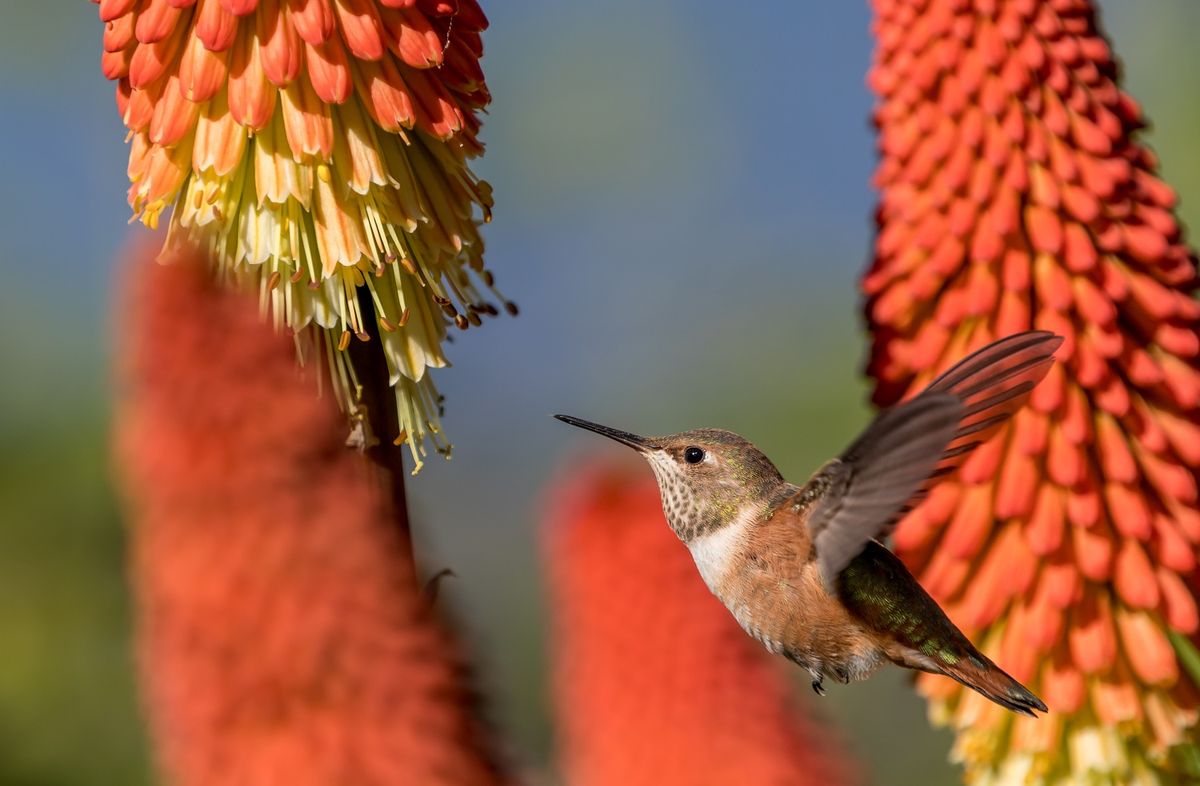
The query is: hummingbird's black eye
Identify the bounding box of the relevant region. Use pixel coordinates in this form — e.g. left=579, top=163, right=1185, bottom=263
left=683, top=446, right=705, bottom=464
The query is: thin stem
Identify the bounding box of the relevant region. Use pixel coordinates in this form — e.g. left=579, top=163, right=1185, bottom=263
left=348, top=287, right=414, bottom=573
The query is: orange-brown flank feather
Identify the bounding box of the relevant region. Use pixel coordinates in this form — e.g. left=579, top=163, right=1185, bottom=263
left=714, top=499, right=887, bottom=686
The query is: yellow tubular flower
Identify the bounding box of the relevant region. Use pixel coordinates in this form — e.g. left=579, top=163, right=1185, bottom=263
left=96, top=0, right=508, bottom=471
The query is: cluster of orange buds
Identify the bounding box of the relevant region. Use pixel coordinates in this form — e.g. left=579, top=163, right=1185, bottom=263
left=96, top=0, right=508, bottom=470
left=114, top=241, right=513, bottom=786
left=865, top=0, right=1200, bottom=783
left=542, top=459, right=860, bottom=786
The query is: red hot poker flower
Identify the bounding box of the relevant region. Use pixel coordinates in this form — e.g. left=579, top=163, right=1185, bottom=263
left=96, top=0, right=506, bottom=467
left=114, top=240, right=513, bottom=786
left=864, top=0, right=1200, bottom=783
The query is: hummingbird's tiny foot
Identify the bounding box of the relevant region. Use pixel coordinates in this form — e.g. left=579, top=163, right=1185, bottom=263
left=811, top=679, right=826, bottom=697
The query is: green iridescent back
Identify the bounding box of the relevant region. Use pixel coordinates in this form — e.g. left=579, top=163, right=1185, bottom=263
left=836, top=541, right=985, bottom=670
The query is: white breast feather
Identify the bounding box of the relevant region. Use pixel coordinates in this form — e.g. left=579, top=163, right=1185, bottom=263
left=685, top=504, right=758, bottom=592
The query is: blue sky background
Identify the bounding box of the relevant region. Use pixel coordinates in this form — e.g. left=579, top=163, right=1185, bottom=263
left=1, top=2, right=1198, bottom=784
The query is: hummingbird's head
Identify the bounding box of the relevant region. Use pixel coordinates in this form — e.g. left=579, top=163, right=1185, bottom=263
left=554, top=415, right=784, bottom=542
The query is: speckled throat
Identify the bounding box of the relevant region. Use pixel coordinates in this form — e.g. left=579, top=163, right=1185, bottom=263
left=647, top=451, right=796, bottom=542
left=645, top=454, right=709, bottom=540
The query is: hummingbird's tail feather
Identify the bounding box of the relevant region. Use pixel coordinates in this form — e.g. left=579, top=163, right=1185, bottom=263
left=840, top=543, right=1047, bottom=717
left=919, top=650, right=1048, bottom=718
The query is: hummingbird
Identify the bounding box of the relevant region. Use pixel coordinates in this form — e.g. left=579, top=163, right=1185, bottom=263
left=555, top=330, right=1062, bottom=716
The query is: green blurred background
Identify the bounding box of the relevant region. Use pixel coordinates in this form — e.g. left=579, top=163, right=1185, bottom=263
left=1, top=2, right=1198, bottom=784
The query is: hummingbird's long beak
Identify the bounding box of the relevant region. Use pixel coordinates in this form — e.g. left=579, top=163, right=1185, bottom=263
left=554, top=414, right=652, bottom=451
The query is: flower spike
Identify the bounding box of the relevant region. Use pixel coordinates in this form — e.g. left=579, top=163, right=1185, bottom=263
left=867, top=0, right=1200, bottom=782
left=96, top=0, right=507, bottom=470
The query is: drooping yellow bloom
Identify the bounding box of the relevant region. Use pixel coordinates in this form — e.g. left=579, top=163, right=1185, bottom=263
left=96, top=0, right=506, bottom=470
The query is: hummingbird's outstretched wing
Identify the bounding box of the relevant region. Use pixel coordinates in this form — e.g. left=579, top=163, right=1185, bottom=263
left=806, top=330, right=1063, bottom=588
left=804, top=394, right=962, bottom=588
